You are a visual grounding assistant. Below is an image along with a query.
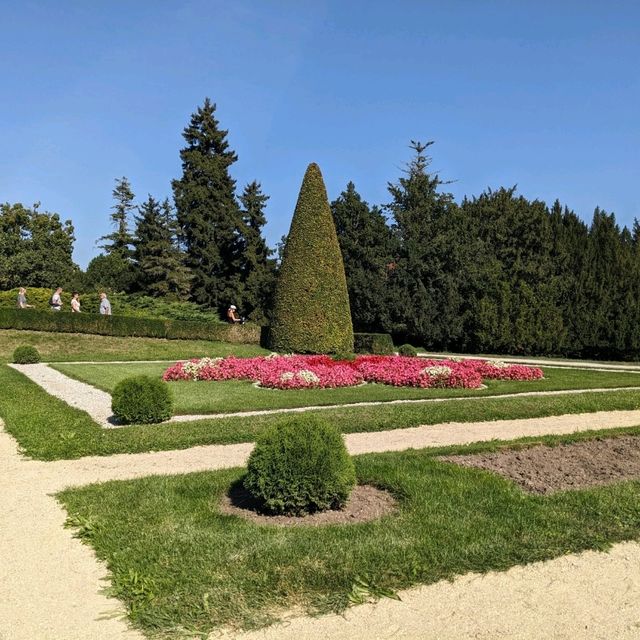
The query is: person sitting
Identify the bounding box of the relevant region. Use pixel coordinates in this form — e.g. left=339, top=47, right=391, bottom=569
left=70, top=292, right=81, bottom=313
left=226, top=305, right=243, bottom=324
left=17, top=287, right=34, bottom=309
left=50, top=287, right=63, bottom=311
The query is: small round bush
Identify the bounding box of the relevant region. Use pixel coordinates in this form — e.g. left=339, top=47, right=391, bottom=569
left=244, top=415, right=356, bottom=516
left=12, top=345, right=41, bottom=364
left=398, top=344, right=418, bottom=357
left=111, top=375, right=172, bottom=424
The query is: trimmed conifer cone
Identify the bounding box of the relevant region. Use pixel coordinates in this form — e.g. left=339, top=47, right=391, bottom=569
left=269, top=163, right=354, bottom=354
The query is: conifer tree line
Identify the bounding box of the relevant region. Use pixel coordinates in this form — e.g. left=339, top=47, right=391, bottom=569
left=332, top=141, right=640, bottom=360
left=2, top=98, right=639, bottom=359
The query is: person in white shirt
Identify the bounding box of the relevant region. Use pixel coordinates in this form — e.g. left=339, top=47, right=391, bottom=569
left=70, top=292, right=81, bottom=313
left=50, top=288, right=63, bottom=311
left=99, top=292, right=112, bottom=316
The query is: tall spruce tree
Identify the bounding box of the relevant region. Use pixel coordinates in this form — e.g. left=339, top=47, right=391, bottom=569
left=386, top=141, right=462, bottom=347
left=133, top=196, right=191, bottom=297
left=238, top=181, right=276, bottom=322
left=172, top=98, right=244, bottom=310
left=331, top=182, right=398, bottom=332
left=95, top=177, right=136, bottom=291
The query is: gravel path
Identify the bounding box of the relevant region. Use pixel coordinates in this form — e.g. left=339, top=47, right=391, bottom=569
left=10, top=363, right=640, bottom=429
left=219, top=541, right=640, bottom=640
left=420, top=351, right=640, bottom=372
left=4, top=402, right=640, bottom=639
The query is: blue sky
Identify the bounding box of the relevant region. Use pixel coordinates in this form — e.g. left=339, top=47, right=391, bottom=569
left=1, top=1, right=639, bottom=268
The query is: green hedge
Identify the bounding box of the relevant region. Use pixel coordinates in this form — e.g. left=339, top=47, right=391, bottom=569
left=244, top=415, right=356, bottom=516
left=354, top=332, right=395, bottom=355
left=112, top=375, right=173, bottom=424
left=268, top=163, right=354, bottom=354
left=0, top=288, right=223, bottom=323
left=0, top=309, right=260, bottom=343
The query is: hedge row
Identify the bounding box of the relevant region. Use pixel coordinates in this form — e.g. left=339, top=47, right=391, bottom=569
left=0, top=309, right=260, bottom=343
left=353, top=332, right=395, bottom=355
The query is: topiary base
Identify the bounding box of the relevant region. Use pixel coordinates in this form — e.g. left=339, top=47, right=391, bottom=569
left=220, top=482, right=396, bottom=527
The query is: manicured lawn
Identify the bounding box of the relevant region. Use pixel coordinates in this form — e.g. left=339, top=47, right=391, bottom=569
left=59, top=444, right=640, bottom=635
left=0, top=329, right=267, bottom=363
left=3, top=363, right=640, bottom=460
left=50, top=361, right=640, bottom=415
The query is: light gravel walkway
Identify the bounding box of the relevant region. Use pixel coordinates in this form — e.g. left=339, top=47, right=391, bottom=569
left=420, top=351, right=640, bottom=372
left=10, top=363, right=640, bottom=429
left=4, top=403, right=640, bottom=640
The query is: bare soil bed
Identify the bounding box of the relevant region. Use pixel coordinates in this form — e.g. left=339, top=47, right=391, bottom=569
left=440, top=435, right=640, bottom=494
left=220, top=483, right=397, bottom=526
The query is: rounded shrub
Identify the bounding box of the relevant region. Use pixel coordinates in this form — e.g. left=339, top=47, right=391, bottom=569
left=398, top=344, right=418, bottom=357
left=12, top=345, right=41, bottom=364
left=269, top=163, right=354, bottom=354
left=244, top=415, right=356, bottom=516
left=111, top=375, right=172, bottom=425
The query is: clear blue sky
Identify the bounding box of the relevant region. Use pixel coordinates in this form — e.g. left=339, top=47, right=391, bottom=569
left=1, top=1, right=638, bottom=268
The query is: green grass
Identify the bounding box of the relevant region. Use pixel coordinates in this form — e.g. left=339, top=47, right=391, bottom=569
left=0, top=329, right=267, bottom=363
left=4, top=363, right=640, bottom=460
left=58, top=444, right=640, bottom=635
left=49, top=362, right=640, bottom=415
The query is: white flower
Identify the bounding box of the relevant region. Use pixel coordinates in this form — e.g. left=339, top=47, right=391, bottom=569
left=297, top=369, right=320, bottom=384
left=421, top=365, right=452, bottom=378
left=279, top=372, right=295, bottom=382
left=491, top=360, right=510, bottom=369
left=265, top=352, right=280, bottom=359
left=449, top=356, right=464, bottom=363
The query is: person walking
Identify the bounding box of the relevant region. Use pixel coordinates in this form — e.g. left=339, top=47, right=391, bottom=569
left=70, top=292, right=81, bottom=313
left=99, top=292, right=112, bottom=316
left=50, top=288, right=63, bottom=311
left=16, top=288, right=34, bottom=309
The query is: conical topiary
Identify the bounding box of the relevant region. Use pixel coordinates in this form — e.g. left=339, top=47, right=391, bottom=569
left=269, top=163, right=354, bottom=353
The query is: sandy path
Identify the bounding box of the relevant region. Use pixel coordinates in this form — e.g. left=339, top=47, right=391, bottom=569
left=218, top=541, right=640, bottom=640
left=420, top=351, right=640, bottom=372
left=10, top=363, right=640, bottom=429
left=4, top=404, right=640, bottom=639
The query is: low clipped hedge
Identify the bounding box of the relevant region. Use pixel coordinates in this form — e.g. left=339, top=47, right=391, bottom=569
left=244, top=415, right=356, bottom=516
left=0, top=309, right=260, bottom=343
left=12, top=345, right=41, bottom=364
left=111, top=375, right=173, bottom=424
left=354, top=332, right=394, bottom=355
left=398, top=343, right=418, bottom=357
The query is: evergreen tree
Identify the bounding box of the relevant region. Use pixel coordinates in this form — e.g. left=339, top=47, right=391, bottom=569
left=386, top=141, right=462, bottom=347
left=331, top=182, right=398, bottom=332
left=95, top=177, right=136, bottom=291
left=238, top=181, right=276, bottom=322
left=172, top=98, right=244, bottom=310
left=99, top=177, right=135, bottom=258
left=133, top=196, right=191, bottom=298
left=269, top=163, right=354, bottom=353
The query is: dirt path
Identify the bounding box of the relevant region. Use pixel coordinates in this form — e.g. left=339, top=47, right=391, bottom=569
left=11, top=362, right=640, bottom=429
left=4, top=405, right=640, bottom=639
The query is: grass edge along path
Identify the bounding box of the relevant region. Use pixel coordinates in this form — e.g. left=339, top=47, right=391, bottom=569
left=3, top=363, right=640, bottom=460
left=57, top=445, right=640, bottom=635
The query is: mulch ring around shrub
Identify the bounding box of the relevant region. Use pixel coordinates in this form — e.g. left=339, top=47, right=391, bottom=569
left=219, top=483, right=397, bottom=527
left=440, top=435, right=640, bottom=494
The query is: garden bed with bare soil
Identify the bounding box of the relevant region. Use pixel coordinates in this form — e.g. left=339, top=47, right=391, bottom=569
left=440, top=435, right=640, bottom=494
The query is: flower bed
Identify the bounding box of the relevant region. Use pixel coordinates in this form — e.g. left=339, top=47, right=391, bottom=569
left=163, top=355, right=543, bottom=390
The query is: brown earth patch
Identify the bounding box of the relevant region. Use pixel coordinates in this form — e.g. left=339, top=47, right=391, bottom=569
left=219, top=484, right=397, bottom=526
left=440, top=435, right=640, bottom=494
